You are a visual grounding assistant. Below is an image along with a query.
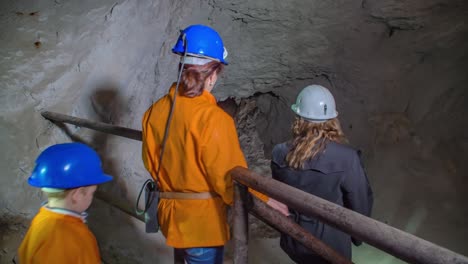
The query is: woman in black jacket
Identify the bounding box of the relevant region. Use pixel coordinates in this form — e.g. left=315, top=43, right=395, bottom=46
left=271, top=84, right=374, bottom=263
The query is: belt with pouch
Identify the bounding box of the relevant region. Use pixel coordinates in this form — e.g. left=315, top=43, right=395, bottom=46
left=145, top=189, right=219, bottom=234
left=159, top=191, right=219, bottom=200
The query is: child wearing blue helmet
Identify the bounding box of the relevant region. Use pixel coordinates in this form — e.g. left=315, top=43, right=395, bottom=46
left=18, top=143, right=113, bottom=264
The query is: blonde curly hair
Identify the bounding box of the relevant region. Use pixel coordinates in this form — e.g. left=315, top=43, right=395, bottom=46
left=286, top=117, right=347, bottom=169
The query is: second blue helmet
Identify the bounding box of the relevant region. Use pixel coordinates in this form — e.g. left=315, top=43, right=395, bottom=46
left=172, top=24, right=228, bottom=65
left=28, top=143, right=113, bottom=190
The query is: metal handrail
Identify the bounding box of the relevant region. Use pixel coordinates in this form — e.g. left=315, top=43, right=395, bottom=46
left=41, top=111, right=142, bottom=141
left=234, top=183, right=353, bottom=264
left=41, top=111, right=468, bottom=264
left=231, top=167, right=468, bottom=264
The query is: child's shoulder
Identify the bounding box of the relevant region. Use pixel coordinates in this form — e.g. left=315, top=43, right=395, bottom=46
left=33, top=208, right=89, bottom=235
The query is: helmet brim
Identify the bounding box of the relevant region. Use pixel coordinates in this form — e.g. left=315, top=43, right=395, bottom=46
left=94, top=173, right=113, bottom=185
left=173, top=51, right=228, bottom=65
left=291, top=104, right=338, bottom=123
left=28, top=173, right=113, bottom=189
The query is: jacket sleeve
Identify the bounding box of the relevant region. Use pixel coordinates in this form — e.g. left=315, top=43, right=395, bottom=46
left=200, top=113, right=240, bottom=205
left=341, top=151, right=374, bottom=245
left=271, top=162, right=283, bottom=182
left=201, top=112, right=268, bottom=205
left=141, top=105, right=157, bottom=178
left=270, top=144, right=287, bottom=182
left=270, top=144, right=292, bottom=189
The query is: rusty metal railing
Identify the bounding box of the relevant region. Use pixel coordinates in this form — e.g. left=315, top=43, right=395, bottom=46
left=230, top=167, right=468, bottom=264
left=41, top=111, right=468, bottom=264
left=232, top=183, right=352, bottom=264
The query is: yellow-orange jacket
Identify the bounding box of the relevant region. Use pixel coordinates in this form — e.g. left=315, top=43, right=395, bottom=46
left=142, top=84, right=267, bottom=248
left=18, top=207, right=100, bottom=264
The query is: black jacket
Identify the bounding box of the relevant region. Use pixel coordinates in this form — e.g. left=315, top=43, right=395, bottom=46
left=271, top=141, right=373, bottom=263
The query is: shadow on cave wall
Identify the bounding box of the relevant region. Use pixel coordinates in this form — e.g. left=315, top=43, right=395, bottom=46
left=52, top=81, right=136, bottom=217
left=88, top=83, right=132, bottom=212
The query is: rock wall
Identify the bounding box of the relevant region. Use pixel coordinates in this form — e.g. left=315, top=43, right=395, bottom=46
left=1, top=0, right=467, bottom=263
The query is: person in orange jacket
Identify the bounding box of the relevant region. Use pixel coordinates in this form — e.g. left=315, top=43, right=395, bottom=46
left=142, top=24, right=288, bottom=263
left=18, top=143, right=113, bottom=264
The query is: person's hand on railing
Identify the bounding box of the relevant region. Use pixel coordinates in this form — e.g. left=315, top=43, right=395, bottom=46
left=266, top=198, right=289, bottom=216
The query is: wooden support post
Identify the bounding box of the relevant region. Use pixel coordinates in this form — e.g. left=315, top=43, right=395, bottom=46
left=41, top=111, right=142, bottom=141
left=231, top=167, right=468, bottom=264
left=249, top=196, right=352, bottom=264
left=232, top=183, right=249, bottom=264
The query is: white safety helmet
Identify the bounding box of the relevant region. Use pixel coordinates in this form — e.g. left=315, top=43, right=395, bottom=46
left=291, top=85, right=338, bottom=123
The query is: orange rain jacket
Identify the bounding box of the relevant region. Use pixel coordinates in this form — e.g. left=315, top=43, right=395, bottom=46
left=142, top=84, right=268, bottom=248
left=18, top=207, right=100, bottom=264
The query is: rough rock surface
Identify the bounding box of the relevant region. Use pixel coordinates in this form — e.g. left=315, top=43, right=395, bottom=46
left=1, top=0, right=467, bottom=263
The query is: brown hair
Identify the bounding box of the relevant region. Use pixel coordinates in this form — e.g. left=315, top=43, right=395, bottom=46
left=286, top=117, right=347, bottom=169
left=180, top=61, right=224, bottom=97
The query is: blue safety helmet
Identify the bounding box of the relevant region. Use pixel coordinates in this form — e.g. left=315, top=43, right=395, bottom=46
left=28, top=143, right=113, bottom=189
left=172, top=24, right=228, bottom=65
